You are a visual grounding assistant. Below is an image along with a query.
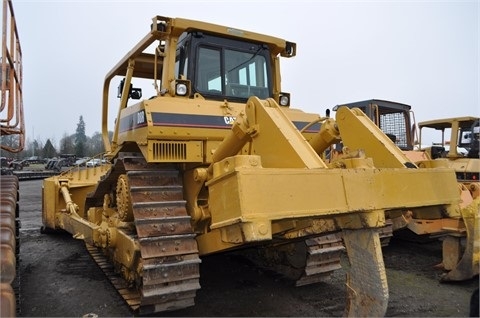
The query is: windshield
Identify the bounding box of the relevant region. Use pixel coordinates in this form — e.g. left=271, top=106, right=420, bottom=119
left=195, top=44, right=270, bottom=100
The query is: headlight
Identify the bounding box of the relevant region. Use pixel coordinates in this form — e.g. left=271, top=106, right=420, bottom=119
left=176, top=83, right=188, bottom=96
left=279, top=93, right=290, bottom=106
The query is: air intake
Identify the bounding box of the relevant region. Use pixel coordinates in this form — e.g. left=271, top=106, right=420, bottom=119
left=149, top=140, right=203, bottom=162
left=152, top=141, right=187, bottom=161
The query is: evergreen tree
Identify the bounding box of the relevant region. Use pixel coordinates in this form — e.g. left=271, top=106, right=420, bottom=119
left=75, top=116, right=87, bottom=157
left=43, top=139, right=57, bottom=158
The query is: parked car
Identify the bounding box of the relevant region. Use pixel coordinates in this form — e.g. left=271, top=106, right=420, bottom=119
left=75, top=158, right=89, bottom=166
left=10, top=159, right=29, bottom=170
left=86, top=159, right=101, bottom=167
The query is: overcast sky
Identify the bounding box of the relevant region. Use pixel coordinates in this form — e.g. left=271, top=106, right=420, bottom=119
left=11, top=0, right=479, bottom=147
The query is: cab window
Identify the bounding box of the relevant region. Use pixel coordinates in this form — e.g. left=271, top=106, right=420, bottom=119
left=195, top=41, right=270, bottom=100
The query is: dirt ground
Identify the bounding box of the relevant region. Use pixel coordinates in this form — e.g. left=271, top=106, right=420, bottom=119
left=16, top=179, right=479, bottom=317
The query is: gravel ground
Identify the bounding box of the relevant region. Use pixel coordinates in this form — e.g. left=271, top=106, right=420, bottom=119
left=17, top=179, right=479, bottom=317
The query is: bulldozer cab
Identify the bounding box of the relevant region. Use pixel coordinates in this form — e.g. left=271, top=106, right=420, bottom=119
left=103, top=16, right=296, bottom=155
left=418, top=116, right=480, bottom=159
left=177, top=33, right=272, bottom=101
left=333, top=99, right=416, bottom=151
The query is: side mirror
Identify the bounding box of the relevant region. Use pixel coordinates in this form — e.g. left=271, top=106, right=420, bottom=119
left=117, top=79, right=142, bottom=100
left=130, top=88, right=142, bottom=100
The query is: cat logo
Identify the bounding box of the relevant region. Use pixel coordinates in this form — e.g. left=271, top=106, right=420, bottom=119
left=224, top=116, right=236, bottom=125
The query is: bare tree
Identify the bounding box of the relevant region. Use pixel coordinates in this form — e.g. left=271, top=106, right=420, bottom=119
left=59, top=133, right=75, bottom=155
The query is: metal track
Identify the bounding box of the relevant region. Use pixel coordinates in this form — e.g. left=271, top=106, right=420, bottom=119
left=296, top=221, right=393, bottom=286
left=236, top=232, right=345, bottom=286
left=86, top=243, right=142, bottom=310
left=378, top=219, right=394, bottom=247
left=1, top=175, right=20, bottom=316
left=295, top=233, right=345, bottom=286
left=87, top=160, right=201, bottom=315
left=241, top=220, right=392, bottom=287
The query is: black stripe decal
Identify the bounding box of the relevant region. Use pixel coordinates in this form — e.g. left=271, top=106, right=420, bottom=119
left=119, top=110, right=147, bottom=132
left=119, top=111, right=321, bottom=133
left=151, top=112, right=232, bottom=129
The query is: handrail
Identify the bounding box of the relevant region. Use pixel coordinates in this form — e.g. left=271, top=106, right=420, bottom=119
left=0, top=0, right=24, bottom=153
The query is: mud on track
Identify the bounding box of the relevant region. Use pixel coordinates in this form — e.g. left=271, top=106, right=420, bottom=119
left=18, top=180, right=479, bottom=317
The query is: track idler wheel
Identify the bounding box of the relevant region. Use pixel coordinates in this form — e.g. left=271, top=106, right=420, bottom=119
left=342, top=228, right=388, bottom=317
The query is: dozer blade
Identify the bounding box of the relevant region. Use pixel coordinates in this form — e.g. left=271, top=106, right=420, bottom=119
left=441, top=199, right=480, bottom=282
left=343, top=228, right=388, bottom=317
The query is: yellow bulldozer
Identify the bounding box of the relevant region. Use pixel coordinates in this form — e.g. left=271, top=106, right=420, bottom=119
left=41, top=17, right=469, bottom=315
left=415, top=116, right=479, bottom=281
left=335, top=99, right=479, bottom=282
